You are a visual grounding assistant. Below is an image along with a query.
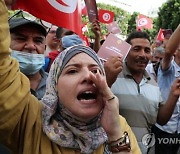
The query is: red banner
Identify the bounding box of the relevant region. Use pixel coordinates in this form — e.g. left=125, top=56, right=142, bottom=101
left=136, top=14, right=153, bottom=30
left=156, top=28, right=165, bottom=41
left=13, top=0, right=82, bottom=35
left=81, top=0, right=87, bottom=15
left=98, top=9, right=114, bottom=24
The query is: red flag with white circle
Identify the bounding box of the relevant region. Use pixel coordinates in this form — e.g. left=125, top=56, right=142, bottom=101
left=156, top=28, right=165, bottom=41
left=136, top=14, right=153, bottom=30
left=12, top=0, right=82, bottom=35
left=81, top=0, right=87, bottom=15
left=98, top=9, right=114, bottom=24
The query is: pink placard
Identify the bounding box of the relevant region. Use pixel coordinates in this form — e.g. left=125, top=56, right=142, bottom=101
left=84, top=0, right=98, bottom=22
left=106, top=21, right=121, bottom=34
left=97, top=33, right=131, bottom=61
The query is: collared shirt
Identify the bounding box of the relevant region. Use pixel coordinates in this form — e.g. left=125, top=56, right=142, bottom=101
left=31, top=69, right=48, bottom=100
left=156, top=60, right=180, bottom=133
left=146, top=63, right=156, bottom=80
left=111, top=63, right=163, bottom=153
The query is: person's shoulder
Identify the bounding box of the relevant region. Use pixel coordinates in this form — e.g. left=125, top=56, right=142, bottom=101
left=119, top=115, right=126, bottom=122
left=118, top=115, right=142, bottom=154
left=146, top=76, right=159, bottom=87
left=146, top=63, right=153, bottom=70
left=158, top=60, right=174, bottom=76
left=118, top=115, right=129, bottom=129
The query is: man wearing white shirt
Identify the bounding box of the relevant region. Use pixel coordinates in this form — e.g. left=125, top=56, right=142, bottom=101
left=146, top=46, right=164, bottom=81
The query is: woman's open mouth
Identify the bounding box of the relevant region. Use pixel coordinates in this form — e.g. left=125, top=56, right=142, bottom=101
left=77, top=90, right=97, bottom=102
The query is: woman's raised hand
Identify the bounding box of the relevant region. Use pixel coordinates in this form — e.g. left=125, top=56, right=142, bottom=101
left=90, top=70, right=123, bottom=141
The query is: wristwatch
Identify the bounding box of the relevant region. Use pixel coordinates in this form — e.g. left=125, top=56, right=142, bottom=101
left=108, top=131, right=131, bottom=153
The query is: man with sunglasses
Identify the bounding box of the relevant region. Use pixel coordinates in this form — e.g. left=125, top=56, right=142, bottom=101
left=9, top=17, right=48, bottom=100
left=44, top=25, right=61, bottom=57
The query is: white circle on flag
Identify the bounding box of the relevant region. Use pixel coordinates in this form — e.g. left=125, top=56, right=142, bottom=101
left=82, top=26, right=87, bottom=32
left=138, top=18, right=148, bottom=27
left=47, top=0, right=78, bottom=13
left=81, top=0, right=85, bottom=9
left=103, top=13, right=111, bottom=22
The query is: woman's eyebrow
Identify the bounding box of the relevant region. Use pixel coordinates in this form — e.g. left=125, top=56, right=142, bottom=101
left=64, top=63, right=79, bottom=69
left=64, top=63, right=99, bottom=69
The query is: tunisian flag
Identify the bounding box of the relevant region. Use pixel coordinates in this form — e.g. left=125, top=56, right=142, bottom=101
left=136, top=14, right=153, bottom=30
left=98, top=9, right=114, bottom=24
left=156, top=28, right=165, bottom=41
left=12, top=0, right=82, bottom=35
left=81, top=0, right=87, bottom=15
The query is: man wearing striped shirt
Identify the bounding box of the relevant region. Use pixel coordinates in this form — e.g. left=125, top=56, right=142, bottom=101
left=104, top=30, right=180, bottom=154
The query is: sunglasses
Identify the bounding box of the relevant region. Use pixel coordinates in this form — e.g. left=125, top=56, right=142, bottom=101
left=8, top=10, right=53, bottom=33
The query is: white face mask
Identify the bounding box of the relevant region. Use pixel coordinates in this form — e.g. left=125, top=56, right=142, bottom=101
left=11, top=50, right=45, bottom=75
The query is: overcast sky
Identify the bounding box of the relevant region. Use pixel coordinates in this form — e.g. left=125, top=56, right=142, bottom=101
left=128, top=0, right=167, bottom=13
left=96, top=0, right=167, bottom=15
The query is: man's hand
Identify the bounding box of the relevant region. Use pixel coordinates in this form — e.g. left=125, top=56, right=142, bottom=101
left=157, top=77, right=180, bottom=125
left=104, top=56, right=123, bottom=87
left=91, top=19, right=101, bottom=52
left=91, top=19, right=101, bottom=37
left=170, top=77, right=180, bottom=97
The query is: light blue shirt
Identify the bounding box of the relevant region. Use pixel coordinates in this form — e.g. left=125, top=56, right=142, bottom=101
left=156, top=60, right=180, bottom=133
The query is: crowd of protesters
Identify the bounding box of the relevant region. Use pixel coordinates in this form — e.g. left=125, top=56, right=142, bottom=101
left=0, top=0, right=180, bottom=154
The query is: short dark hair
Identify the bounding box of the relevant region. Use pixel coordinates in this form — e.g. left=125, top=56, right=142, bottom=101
left=56, top=27, right=75, bottom=39
left=126, top=31, right=150, bottom=44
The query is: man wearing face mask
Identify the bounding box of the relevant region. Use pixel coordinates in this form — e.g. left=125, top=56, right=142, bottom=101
left=9, top=17, right=48, bottom=100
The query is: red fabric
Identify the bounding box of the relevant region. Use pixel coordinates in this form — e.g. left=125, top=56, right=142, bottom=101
left=48, top=51, right=60, bottom=60
left=156, top=28, right=165, bottom=41
left=136, top=14, right=153, bottom=30
left=12, top=0, right=82, bottom=35
left=98, top=9, right=114, bottom=24
left=81, top=0, right=87, bottom=15
left=82, top=35, right=89, bottom=46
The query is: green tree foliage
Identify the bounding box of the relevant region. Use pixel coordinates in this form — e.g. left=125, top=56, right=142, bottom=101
left=127, top=12, right=138, bottom=34
left=156, top=0, right=180, bottom=31
left=82, top=3, right=131, bottom=40
left=8, top=10, right=15, bottom=17
left=97, top=3, right=130, bottom=36
left=126, top=12, right=156, bottom=42
left=95, top=0, right=179, bottom=43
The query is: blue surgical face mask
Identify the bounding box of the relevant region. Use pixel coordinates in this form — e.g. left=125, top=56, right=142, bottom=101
left=11, top=50, right=45, bottom=75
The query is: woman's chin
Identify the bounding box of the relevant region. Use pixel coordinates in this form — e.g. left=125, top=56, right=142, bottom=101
left=73, top=110, right=101, bottom=122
